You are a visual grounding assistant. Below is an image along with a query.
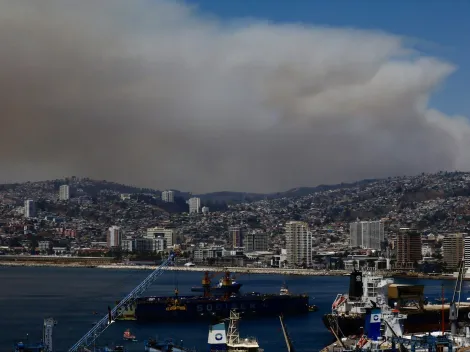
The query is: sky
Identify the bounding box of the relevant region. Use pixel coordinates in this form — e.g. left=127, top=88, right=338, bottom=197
left=185, top=0, right=470, bottom=117
left=0, top=0, right=469, bottom=193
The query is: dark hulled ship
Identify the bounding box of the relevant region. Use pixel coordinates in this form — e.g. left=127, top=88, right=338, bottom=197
left=117, top=271, right=312, bottom=321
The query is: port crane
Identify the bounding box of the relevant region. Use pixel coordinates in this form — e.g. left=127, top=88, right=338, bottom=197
left=449, top=259, right=465, bottom=335
left=68, top=250, right=179, bottom=352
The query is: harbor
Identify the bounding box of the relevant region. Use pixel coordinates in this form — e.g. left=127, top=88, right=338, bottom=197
left=5, top=253, right=470, bottom=351
left=319, top=262, right=470, bottom=352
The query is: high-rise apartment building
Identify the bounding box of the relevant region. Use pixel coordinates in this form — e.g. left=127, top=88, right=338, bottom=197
left=146, top=227, right=177, bottom=247
left=59, top=185, right=70, bottom=200
left=230, top=226, right=244, bottom=248
left=443, top=234, right=464, bottom=270
left=396, top=228, right=422, bottom=268
left=349, top=220, right=384, bottom=250
left=24, top=199, right=36, bottom=218
left=464, top=236, right=470, bottom=272
left=135, top=238, right=166, bottom=252
left=161, top=190, right=174, bottom=203
left=188, top=197, right=201, bottom=214
left=107, top=226, right=122, bottom=248
left=244, top=232, right=268, bottom=252
left=285, top=221, right=312, bottom=268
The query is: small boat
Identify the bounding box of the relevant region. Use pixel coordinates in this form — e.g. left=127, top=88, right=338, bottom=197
left=308, top=305, right=318, bottom=312
left=123, top=329, right=137, bottom=342
left=280, top=283, right=290, bottom=296
left=14, top=341, right=45, bottom=352
left=102, top=346, right=127, bottom=352
left=144, top=338, right=190, bottom=352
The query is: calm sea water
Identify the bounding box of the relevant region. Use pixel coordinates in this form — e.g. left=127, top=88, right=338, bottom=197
left=0, top=267, right=466, bottom=352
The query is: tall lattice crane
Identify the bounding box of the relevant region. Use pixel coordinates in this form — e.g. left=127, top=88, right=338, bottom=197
left=68, top=250, right=179, bottom=352
left=450, top=259, right=465, bottom=335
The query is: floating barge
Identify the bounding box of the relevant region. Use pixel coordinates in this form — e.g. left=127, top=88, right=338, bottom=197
left=118, top=272, right=313, bottom=321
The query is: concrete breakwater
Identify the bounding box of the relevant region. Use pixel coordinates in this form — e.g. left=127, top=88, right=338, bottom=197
left=0, top=260, right=462, bottom=280
left=0, top=261, right=348, bottom=276
left=103, top=264, right=350, bottom=276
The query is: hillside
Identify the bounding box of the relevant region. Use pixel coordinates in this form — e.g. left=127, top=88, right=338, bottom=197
left=3, top=172, right=470, bottom=223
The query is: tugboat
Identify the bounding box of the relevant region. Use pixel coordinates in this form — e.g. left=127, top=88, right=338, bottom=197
left=280, top=283, right=290, bottom=296
left=123, top=329, right=137, bottom=342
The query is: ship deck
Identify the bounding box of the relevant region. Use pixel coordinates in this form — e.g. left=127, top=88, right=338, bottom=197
left=320, top=338, right=358, bottom=352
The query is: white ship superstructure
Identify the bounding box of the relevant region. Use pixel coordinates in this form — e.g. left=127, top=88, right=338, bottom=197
left=332, top=270, right=393, bottom=316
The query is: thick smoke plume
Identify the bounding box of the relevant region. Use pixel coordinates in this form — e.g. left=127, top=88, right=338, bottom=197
left=0, top=0, right=469, bottom=192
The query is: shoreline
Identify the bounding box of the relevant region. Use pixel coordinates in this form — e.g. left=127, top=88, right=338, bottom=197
left=0, top=261, right=463, bottom=280
left=0, top=261, right=347, bottom=276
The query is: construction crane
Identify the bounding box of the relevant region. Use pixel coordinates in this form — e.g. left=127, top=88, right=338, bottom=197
left=450, top=259, right=465, bottom=335
left=68, top=250, right=179, bottom=352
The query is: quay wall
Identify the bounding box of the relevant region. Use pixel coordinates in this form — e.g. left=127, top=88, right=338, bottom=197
left=0, top=257, right=463, bottom=280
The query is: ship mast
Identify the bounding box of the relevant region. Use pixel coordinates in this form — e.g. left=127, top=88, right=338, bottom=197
left=227, top=310, right=240, bottom=345
left=222, top=271, right=233, bottom=301
left=202, top=271, right=212, bottom=298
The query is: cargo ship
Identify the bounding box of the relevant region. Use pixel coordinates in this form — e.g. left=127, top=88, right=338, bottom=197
left=322, top=270, right=470, bottom=337
left=117, top=271, right=313, bottom=321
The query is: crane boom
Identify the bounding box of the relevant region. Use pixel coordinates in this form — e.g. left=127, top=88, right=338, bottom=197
left=68, top=251, right=179, bottom=352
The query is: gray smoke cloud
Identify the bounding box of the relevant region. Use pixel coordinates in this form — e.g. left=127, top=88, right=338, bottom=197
left=0, top=0, right=469, bottom=193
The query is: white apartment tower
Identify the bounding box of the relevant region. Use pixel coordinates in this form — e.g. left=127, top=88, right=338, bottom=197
left=188, top=197, right=201, bottom=214
left=24, top=199, right=36, bottom=218
left=59, top=185, right=70, bottom=200
left=464, top=236, right=470, bottom=271
left=162, top=190, right=175, bottom=203
left=107, top=226, right=122, bottom=248
left=349, top=220, right=384, bottom=250
left=285, top=221, right=312, bottom=268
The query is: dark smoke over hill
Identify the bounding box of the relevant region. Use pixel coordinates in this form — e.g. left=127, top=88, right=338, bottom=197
left=0, top=0, right=469, bottom=192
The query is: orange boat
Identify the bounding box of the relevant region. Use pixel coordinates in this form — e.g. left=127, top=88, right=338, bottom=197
left=123, top=329, right=137, bottom=342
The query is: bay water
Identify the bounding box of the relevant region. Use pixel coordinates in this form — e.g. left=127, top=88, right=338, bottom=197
left=0, top=267, right=464, bottom=351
